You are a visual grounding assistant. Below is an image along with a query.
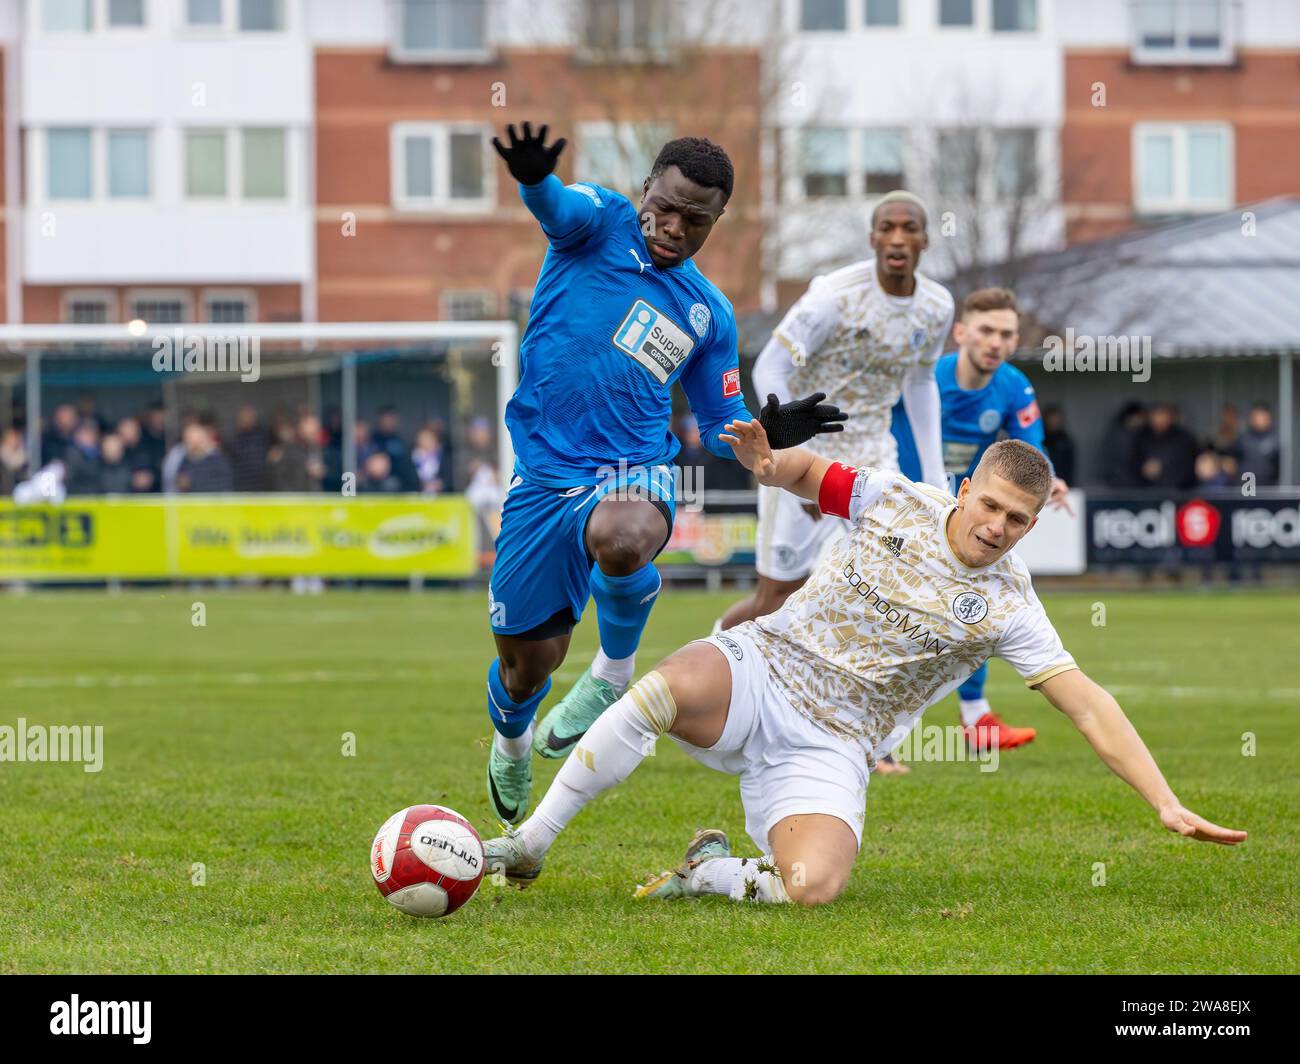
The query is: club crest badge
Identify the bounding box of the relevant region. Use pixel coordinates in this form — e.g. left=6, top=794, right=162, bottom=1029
left=953, top=592, right=988, bottom=625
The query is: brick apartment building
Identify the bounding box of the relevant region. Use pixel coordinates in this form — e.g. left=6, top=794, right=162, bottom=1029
left=1059, top=0, right=1300, bottom=243
left=0, top=0, right=1296, bottom=327
left=0, top=0, right=765, bottom=327
left=312, top=0, right=765, bottom=324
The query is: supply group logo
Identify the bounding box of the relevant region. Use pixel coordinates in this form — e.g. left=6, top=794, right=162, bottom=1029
left=612, top=299, right=696, bottom=383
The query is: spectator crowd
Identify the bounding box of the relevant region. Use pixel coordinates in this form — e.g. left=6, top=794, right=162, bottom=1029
left=0, top=396, right=1288, bottom=500
left=1, top=397, right=503, bottom=499
left=1101, top=400, right=1283, bottom=491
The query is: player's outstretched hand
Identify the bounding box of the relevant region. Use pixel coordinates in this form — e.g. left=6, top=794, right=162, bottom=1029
left=720, top=419, right=776, bottom=482
left=1049, top=476, right=1074, bottom=515
left=1159, top=803, right=1247, bottom=846
left=492, top=122, right=567, bottom=186
left=759, top=392, right=847, bottom=449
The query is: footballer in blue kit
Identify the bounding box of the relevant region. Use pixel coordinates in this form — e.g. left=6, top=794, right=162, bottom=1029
left=482, top=122, right=845, bottom=823
left=891, top=287, right=1070, bottom=752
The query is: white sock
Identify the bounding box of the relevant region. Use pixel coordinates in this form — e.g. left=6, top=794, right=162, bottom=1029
left=691, top=855, right=790, bottom=903
left=493, top=724, right=533, bottom=760
left=591, top=647, right=635, bottom=690
left=516, top=672, right=674, bottom=858
left=959, top=698, right=992, bottom=727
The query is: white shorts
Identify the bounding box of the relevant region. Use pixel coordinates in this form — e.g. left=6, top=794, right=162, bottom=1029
left=672, top=627, right=869, bottom=854
left=754, top=483, right=850, bottom=582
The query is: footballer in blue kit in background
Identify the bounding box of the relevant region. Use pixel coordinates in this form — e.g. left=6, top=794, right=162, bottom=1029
left=891, top=288, right=1070, bottom=751
left=482, top=122, right=845, bottom=824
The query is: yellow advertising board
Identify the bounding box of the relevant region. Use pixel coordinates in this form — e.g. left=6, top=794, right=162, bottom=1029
left=0, top=496, right=478, bottom=580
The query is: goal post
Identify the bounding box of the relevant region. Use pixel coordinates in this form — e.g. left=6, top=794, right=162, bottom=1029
left=0, top=320, right=520, bottom=479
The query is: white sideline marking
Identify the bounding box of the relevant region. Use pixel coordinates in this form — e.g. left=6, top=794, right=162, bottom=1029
left=3, top=674, right=1294, bottom=701
left=1105, top=685, right=1300, bottom=700
left=4, top=669, right=433, bottom=689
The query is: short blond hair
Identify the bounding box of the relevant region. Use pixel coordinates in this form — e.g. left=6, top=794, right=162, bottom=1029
left=973, top=439, right=1052, bottom=505
left=871, top=190, right=928, bottom=229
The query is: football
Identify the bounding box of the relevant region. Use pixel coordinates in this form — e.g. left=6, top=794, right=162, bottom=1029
left=370, top=805, right=485, bottom=918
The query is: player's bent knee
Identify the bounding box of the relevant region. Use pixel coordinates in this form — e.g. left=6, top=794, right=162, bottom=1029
left=496, top=654, right=557, bottom=702
left=590, top=536, right=652, bottom=575
left=783, top=864, right=849, bottom=907
left=588, top=523, right=660, bottom=575
left=587, top=502, right=666, bottom=576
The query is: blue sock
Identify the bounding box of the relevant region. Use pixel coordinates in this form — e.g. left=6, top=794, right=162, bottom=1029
left=589, top=563, right=661, bottom=661
left=959, top=661, right=989, bottom=703
left=486, top=659, right=551, bottom=739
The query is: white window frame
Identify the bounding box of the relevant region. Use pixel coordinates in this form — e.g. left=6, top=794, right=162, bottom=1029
left=576, top=0, right=674, bottom=63
left=388, top=0, right=493, bottom=64
left=991, top=126, right=1040, bottom=198
left=796, top=0, right=849, bottom=33
left=34, top=0, right=93, bottom=34
left=31, top=0, right=152, bottom=35
left=126, top=288, right=193, bottom=325
left=989, top=0, right=1038, bottom=33
left=785, top=126, right=910, bottom=204
left=202, top=288, right=257, bottom=323
left=1130, top=0, right=1234, bottom=66
left=183, top=126, right=295, bottom=205
left=41, top=127, right=95, bottom=202
left=926, top=126, right=1045, bottom=204
left=863, top=0, right=904, bottom=30
left=34, top=127, right=155, bottom=205
left=62, top=289, right=119, bottom=324
left=390, top=122, right=497, bottom=214
left=1132, top=121, right=1233, bottom=214
left=935, top=0, right=978, bottom=31
left=105, top=127, right=153, bottom=201
left=177, top=0, right=290, bottom=37
left=575, top=120, right=672, bottom=195
left=104, top=0, right=149, bottom=31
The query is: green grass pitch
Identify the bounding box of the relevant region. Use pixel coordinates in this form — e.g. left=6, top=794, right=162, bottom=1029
left=0, top=587, right=1295, bottom=973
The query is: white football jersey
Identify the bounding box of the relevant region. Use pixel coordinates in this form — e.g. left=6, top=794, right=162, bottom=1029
left=771, top=260, right=954, bottom=467
left=738, top=465, right=1076, bottom=763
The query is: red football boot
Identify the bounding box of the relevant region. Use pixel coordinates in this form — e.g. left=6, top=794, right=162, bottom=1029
left=964, top=712, right=1036, bottom=752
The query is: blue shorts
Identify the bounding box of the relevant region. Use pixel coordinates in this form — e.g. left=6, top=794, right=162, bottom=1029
left=488, top=463, right=677, bottom=636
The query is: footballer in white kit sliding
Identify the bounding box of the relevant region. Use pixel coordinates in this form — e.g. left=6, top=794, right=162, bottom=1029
left=720, top=191, right=953, bottom=644
left=482, top=421, right=1247, bottom=906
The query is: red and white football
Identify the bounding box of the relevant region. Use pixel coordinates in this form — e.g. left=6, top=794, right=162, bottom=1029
left=370, top=805, right=485, bottom=918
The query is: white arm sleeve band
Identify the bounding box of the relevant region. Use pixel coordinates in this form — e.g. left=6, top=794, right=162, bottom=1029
left=751, top=334, right=797, bottom=405
left=901, top=361, right=946, bottom=489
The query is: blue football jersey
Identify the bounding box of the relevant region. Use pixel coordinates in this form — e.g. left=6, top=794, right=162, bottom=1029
left=891, top=353, right=1045, bottom=485
left=506, top=177, right=748, bottom=487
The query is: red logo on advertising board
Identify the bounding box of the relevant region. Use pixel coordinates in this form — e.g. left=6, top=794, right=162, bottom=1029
left=1176, top=500, right=1221, bottom=548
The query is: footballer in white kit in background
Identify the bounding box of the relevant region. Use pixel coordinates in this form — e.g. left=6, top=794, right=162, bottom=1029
left=721, top=191, right=953, bottom=644
left=483, top=423, right=1246, bottom=906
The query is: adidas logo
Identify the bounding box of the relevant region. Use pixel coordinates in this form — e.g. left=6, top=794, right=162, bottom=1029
left=881, top=535, right=905, bottom=558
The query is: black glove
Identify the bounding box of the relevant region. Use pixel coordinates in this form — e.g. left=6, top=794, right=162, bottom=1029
left=491, top=122, right=566, bottom=187
left=758, top=392, right=847, bottom=449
